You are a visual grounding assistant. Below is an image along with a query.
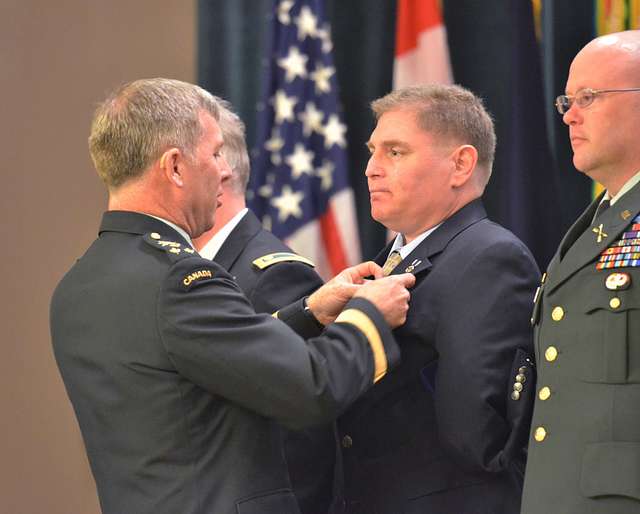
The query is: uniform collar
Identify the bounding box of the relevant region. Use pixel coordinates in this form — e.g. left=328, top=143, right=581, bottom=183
left=388, top=222, right=442, bottom=261
left=375, top=198, right=488, bottom=276
left=604, top=169, right=640, bottom=206
left=545, top=179, right=640, bottom=295
left=212, top=210, right=264, bottom=270
left=98, top=211, right=192, bottom=248
left=198, top=208, right=249, bottom=260
left=146, top=214, right=194, bottom=248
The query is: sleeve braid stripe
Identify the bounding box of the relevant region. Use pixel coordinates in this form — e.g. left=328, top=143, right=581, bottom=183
left=335, top=309, right=387, bottom=383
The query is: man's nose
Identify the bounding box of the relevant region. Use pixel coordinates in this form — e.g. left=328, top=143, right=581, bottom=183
left=562, top=101, right=581, bottom=126
left=365, top=154, right=382, bottom=178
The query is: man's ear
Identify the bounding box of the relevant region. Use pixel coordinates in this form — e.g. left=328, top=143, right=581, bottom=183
left=159, top=148, right=184, bottom=187
left=449, top=144, right=478, bottom=188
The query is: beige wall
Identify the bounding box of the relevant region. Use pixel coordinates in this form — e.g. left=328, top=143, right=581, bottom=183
left=1, top=2, right=196, bottom=512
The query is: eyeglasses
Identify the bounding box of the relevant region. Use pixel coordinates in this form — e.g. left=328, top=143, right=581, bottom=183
left=555, top=87, right=640, bottom=114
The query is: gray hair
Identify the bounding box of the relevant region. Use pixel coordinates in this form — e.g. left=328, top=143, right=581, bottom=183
left=371, top=84, right=496, bottom=184
left=214, top=98, right=250, bottom=194
left=89, top=78, right=220, bottom=189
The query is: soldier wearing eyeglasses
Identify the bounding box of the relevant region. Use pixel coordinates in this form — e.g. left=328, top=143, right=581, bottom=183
left=522, top=31, right=640, bottom=514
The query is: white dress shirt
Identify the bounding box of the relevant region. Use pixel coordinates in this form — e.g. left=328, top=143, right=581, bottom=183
left=198, top=208, right=249, bottom=260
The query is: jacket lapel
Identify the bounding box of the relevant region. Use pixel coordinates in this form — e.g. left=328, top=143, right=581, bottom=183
left=375, top=199, right=488, bottom=277
left=212, top=210, right=262, bottom=270
left=546, top=183, right=640, bottom=294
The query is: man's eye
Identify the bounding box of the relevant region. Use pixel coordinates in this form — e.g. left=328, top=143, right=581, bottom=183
left=390, top=149, right=401, bottom=157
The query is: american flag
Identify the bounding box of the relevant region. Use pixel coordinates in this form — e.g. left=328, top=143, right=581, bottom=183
left=248, top=0, right=361, bottom=280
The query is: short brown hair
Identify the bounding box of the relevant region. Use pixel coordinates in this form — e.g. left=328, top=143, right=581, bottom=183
left=89, top=78, right=220, bottom=188
left=371, top=84, right=496, bottom=184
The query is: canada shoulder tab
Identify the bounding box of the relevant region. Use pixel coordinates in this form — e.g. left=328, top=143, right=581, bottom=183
left=142, top=232, right=198, bottom=262
left=252, top=252, right=315, bottom=270
left=180, top=267, right=217, bottom=290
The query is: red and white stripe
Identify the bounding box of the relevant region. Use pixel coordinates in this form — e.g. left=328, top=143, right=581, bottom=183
left=393, top=0, right=453, bottom=89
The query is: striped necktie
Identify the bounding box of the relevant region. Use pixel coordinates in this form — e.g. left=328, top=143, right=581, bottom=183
left=382, top=250, right=403, bottom=276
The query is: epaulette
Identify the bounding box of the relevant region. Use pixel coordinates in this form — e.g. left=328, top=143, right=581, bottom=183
left=143, top=232, right=198, bottom=262
left=252, top=252, right=315, bottom=270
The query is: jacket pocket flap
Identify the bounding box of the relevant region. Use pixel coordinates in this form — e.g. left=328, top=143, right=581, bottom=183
left=583, top=288, right=639, bottom=313
left=581, top=442, right=640, bottom=500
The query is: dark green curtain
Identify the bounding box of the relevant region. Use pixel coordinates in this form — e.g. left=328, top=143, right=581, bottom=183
left=198, top=0, right=594, bottom=268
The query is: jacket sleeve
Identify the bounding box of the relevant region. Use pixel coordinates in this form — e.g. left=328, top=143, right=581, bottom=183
left=157, top=257, right=399, bottom=430
left=434, top=239, right=539, bottom=473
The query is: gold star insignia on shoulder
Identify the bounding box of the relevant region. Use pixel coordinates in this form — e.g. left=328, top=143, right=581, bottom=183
left=169, top=248, right=181, bottom=254
left=592, top=223, right=608, bottom=243
left=184, top=248, right=195, bottom=254
left=150, top=232, right=162, bottom=240
left=622, top=210, right=632, bottom=221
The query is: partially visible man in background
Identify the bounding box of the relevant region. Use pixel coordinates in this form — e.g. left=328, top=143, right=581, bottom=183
left=50, top=78, right=415, bottom=514
left=337, top=84, right=539, bottom=514
left=193, top=100, right=336, bottom=514
left=522, top=30, right=640, bottom=514
left=193, top=99, right=323, bottom=312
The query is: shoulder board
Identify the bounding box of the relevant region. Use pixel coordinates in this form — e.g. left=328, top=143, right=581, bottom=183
left=252, top=252, right=315, bottom=270
left=142, top=232, right=198, bottom=262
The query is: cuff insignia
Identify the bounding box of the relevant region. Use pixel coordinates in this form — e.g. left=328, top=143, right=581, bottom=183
left=335, top=309, right=387, bottom=383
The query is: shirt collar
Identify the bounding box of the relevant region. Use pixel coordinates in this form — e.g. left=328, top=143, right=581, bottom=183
left=147, top=215, right=194, bottom=248
left=605, top=170, right=640, bottom=206
left=198, top=208, right=248, bottom=260
left=389, top=222, right=443, bottom=260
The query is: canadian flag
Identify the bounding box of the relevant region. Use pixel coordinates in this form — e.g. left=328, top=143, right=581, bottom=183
left=393, top=0, right=453, bottom=88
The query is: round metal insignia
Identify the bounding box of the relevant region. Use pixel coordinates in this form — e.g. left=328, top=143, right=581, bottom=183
left=605, top=272, right=631, bottom=291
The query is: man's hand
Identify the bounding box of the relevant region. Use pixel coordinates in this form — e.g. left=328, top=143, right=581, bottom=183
left=307, top=261, right=384, bottom=325
left=354, top=273, right=415, bottom=328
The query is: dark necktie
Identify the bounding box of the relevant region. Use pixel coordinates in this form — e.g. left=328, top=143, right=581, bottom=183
left=592, top=198, right=610, bottom=223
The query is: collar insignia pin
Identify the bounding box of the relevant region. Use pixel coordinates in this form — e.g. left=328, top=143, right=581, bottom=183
left=405, top=259, right=421, bottom=273
left=592, top=223, right=608, bottom=243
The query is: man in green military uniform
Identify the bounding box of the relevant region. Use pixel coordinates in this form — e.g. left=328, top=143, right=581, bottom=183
left=522, top=30, right=640, bottom=513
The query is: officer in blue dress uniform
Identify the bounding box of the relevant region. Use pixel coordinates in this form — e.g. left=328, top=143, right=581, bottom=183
left=336, top=84, right=539, bottom=514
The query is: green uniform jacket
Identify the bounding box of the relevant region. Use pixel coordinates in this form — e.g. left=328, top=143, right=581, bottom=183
left=522, top=183, right=640, bottom=513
